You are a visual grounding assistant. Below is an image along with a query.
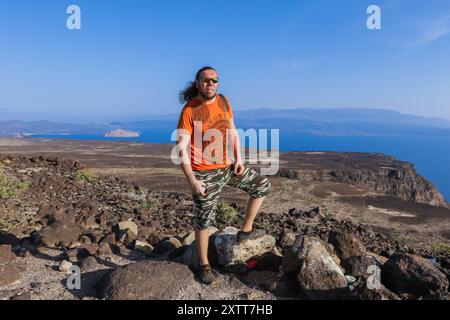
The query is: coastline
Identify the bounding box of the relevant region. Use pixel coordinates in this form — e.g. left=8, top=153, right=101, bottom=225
left=0, top=136, right=447, bottom=207
left=21, top=133, right=450, bottom=203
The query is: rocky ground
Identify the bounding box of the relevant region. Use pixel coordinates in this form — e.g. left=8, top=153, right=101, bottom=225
left=1, top=138, right=450, bottom=300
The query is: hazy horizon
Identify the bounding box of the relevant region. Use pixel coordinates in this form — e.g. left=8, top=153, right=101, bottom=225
left=2, top=106, right=450, bottom=125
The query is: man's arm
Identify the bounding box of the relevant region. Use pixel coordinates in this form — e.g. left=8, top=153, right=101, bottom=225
left=177, top=133, right=206, bottom=196
left=229, top=118, right=245, bottom=175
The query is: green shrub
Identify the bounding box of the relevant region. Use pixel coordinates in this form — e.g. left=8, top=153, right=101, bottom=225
left=0, top=211, right=35, bottom=233
left=142, top=201, right=157, bottom=210
left=216, top=202, right=237, bottom=222
left=433, top=242, right=450, bottom=255
left=0, top=166, right=29, bottom=200
left=321, top=207, right=335, bottom=220
left=74, top=169, right=96, bottom=182
left=279, top=181, right=292, bottom=192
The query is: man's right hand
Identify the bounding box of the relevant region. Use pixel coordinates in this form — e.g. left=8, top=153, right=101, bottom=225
left=191, top=179, right=207, bottom=196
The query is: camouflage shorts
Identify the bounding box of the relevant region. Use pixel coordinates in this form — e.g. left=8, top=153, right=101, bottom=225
left=192, top=164, right=271, bottom=230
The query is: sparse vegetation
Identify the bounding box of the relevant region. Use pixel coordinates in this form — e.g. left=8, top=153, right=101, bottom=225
left=74, top=169, right=96, bottom=182
left=321, top=207, right=335, bottom=220
left=432, top=242, right=450, bottom=255
left=0, top=219, right=14, bottom=233
left=119, top=202, right=134, bottom=212
left=279, top=181, right=292, bottom=193
left=0, top=211, right=35, bottom=233
left=142, top=200, right=157, bottom=210
left=127, top=187, right=148, bottom=201
left=0, top=164, right=29, bottom=200
left=396, top=235, right=410, bottom=246
left=216, top=202, right=237, bottom=222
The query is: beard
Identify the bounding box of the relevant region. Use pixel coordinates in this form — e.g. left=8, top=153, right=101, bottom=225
left=199, top=88, right=216, bottom=100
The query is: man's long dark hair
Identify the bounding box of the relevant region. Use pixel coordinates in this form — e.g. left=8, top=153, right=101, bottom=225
left=179, top=66, right=216, bottom=104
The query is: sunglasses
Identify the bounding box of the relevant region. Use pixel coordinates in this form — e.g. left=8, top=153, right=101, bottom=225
left=200, top=77, right=219, bottom=84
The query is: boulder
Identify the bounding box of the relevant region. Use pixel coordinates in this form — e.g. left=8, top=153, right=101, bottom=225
left=118, top=229, right=138, bottom=247
left=117, top=220, right=138, bottom=235
left=79, top=235, right=93, bottom=245
left=153, top=237, right=182, bottom=256
left=254, top=251, right=283, bottom=272
left=80, top=230, right=103, bottom=245
left=343, top=255, right=377, bottom=279
left=147, top=232, right=165, bottom=246
left=37, top=220, right=82, bottom=248
left=66, top=244, right=98, bottom=262
left=59, top=260, right=73, bottom=273
left=78, top=215, right=100, bottom=230
left=98, top=211, right=118, bottom=228
left=305, top=207, right=322, bottom=219
left=181, top=226, right=218, bottom=246
left=282, top=236, right=348, bottom=300
left=381, top=253, right=449, bottom=296
left=97, top=242, right=113, bottom=256
left=36, top=206, right=64, bottom=221
left=214, top=227, right=276, bottom=268
left=96, top=260, right=196, bottom=300
left=134, top=240, right=153, bottom=256
left=116, top=244, right=132, bottom=256
left=328, top=231, right=366, bottom=260
left=116, top=221, right=139, bottom=246
left=79, top=244, right=99, bottom=256
left=100, top=232, right=117, bottom=246
left=81, top=256, right=98, bottom=273
left=280, top=232, right=296, bottom=248
left=288, top=207, right=322, bottom=220
left=183, top=235, right=220, bottom=269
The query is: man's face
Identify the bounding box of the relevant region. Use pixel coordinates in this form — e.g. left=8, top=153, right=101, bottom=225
left=197, top=69, right=219, bottom=100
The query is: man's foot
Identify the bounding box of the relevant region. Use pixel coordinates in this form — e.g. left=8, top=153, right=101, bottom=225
left=237, top=228, right=266, bottom=244
left=197, top=264, right=217, bottom=285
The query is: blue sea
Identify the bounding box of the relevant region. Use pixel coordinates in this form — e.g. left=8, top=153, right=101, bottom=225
left=31, top=130, right=450, bottom=202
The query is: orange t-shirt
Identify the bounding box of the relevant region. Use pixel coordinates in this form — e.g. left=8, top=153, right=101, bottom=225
left=177, top=94, right=234, bottom=171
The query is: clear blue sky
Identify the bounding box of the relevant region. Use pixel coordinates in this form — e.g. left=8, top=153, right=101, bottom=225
left=1, top=0, right=449, bottom=122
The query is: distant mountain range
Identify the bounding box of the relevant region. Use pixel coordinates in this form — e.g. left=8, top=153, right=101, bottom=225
left=2, top=108, right=450, bottom=137
left=0, top=120, right=108, bottom=137
left=111, top=108, right=450, bottom=137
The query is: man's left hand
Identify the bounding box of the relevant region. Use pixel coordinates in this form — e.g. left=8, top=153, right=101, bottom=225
left=234, top=162, right=245, bottom=176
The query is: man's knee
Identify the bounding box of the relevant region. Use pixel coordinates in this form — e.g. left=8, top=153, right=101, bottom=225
left=249, top=176, right=271, bottom=198
left=193, top=191, right=220, bottom=230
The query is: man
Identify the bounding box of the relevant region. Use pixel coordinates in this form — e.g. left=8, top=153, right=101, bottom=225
left=176, top=66, right=272, bottom=284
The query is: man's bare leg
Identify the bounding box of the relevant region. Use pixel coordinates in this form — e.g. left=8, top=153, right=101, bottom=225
left=241, top=196, right=265, bottom=232
left=196, top=229, right=210, bottom=266
left=195, top=228, right=216, bottom=284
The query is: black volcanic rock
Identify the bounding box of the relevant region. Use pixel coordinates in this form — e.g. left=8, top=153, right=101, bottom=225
left=96, top=260, right=195, bottom=300
left=37, top=220, right=82, bottom=248
left=342, top=256, right=377, bottom=279
left=381, top=253, right=449, bottom=296
left=328, top=230, right=366, bottom=261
